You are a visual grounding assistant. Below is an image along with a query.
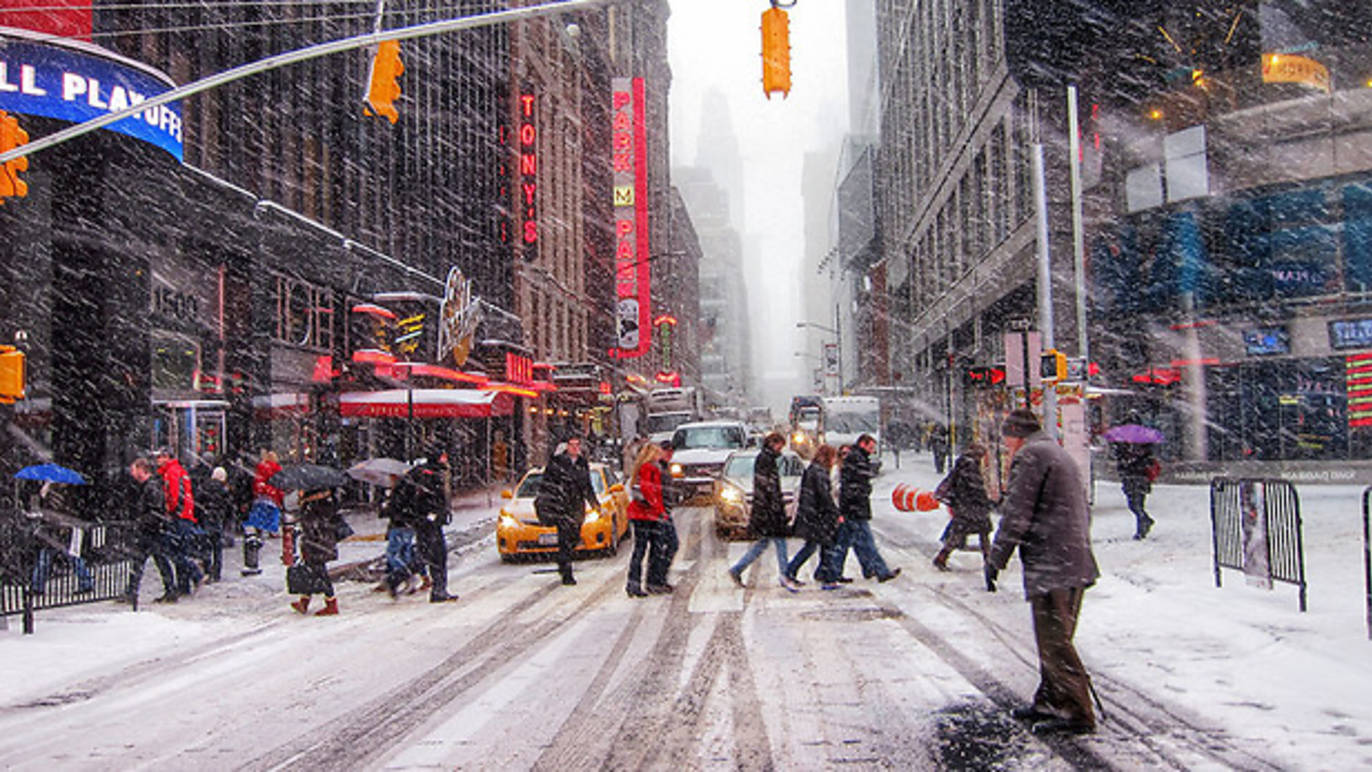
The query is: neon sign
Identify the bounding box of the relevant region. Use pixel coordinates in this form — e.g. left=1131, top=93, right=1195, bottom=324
left=610, top=77, right=650, bottom=359
left=519, top=89, right=538, bottom=255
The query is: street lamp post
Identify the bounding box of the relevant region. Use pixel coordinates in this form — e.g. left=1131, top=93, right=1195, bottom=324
left=796, top=320, right=841, bottom=392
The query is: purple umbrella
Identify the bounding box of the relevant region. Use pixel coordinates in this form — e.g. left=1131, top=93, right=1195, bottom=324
left=1102, top=424, right=1164, bottom=444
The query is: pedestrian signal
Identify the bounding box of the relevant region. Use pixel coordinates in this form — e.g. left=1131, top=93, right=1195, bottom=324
left=0, top=345, right=24, bottom=403
left=0, top=111, right=29, bottom=203
left=760, top=7, right=791, bottom=99
left=1041, top=349, right=1067, bottom=383
left=365, top=40, right=404, bottom=124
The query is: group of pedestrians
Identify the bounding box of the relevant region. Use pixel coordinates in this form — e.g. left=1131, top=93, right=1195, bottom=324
left=375, top=446, right=458, bottom=604
left=123, top=449, right=235, bottom=604
left=728, top=432, right=901, bottom=592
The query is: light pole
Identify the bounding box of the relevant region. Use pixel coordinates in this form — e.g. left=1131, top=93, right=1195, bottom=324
left=796, top=321, right=841, bottom=392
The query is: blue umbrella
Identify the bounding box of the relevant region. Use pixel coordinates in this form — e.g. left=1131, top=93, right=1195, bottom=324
left=1102, top=424, right=1165, bottom=444
left=14, top=463, right=88, bottom=485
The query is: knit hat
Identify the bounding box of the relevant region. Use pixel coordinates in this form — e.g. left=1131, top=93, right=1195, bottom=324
left=1001, top=409, right=1041, bottom=438
left=211, top=467, right=227, bottom=482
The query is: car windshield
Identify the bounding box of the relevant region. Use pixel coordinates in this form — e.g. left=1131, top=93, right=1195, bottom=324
left=673, top=425, right=746, bottom=450
left=589, top=469, right=605, bottom=495
left=723, top=454, right=756, bottom=479
left=644, top=413, right=692, bottom=434
left=827, top=412, right=879, bottom=434
left=515, top=472, right=542, bottom=498
left=778, top=455, right=805, bottom=476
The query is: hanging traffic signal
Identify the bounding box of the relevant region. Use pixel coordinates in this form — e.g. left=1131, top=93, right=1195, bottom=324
left=760, top=6, right=791, bottom=99
left=0, top=345, right=25, bottom=403
left=1041, top=349, right=1068, bottom=383
left=365, top=40, right=404, bottom=124
left=0, top=111, right=29, bottom=203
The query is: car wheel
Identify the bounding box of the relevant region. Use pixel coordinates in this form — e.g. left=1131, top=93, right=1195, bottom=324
left=500, top=553, right=515, bottom=563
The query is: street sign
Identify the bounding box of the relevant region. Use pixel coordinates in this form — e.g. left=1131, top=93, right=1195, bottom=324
left=1003, top=331, right=1042, bottom=389
left=1009, top=317, right=1032, bottom=332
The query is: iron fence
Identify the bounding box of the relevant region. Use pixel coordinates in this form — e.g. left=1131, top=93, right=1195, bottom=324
left=0, top=516, right=139, bottom=634
left=1210, top=477, right=1307, bottom=612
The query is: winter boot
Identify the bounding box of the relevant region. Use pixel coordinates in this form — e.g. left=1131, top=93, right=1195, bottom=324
left=314, top=597, right=339, bottom=616
left=290, top=595, right=311, bottom=614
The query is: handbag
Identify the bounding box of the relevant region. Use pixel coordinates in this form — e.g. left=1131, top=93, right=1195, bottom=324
left=286, top=563, right=326, bottom=595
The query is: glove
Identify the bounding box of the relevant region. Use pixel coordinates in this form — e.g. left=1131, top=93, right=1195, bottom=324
left=983, top=563, right=998, bottom=593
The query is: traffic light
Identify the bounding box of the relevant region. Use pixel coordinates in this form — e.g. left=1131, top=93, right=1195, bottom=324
left=1041, top=349, right=1068, bottom=383
left=0, top=345, right=24, bottom=403
left=760, top=6, right=791, bottom=99
left=0, top=111, right=29, bottom=203
left=365, top=40, right=404, bottom=124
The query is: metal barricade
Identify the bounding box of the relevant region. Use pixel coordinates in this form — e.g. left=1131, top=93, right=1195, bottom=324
left=0, top=517, right=139, bottom=634
left=1210, top=477, right=1307, bottom=612
left=1364, top=487, right=1372, bottom=640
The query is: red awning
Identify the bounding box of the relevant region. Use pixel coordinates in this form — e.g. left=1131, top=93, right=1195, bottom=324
left=338, top=388, right=513, bottom=418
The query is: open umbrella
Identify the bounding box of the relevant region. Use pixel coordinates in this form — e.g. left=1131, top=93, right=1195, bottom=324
left=270, top=463, right=348, bottom=491
left=14, top=463, right=88, bottom=485
left=346, top=458, right=412, bottom=487
left=1102, top=424, right=1164, bottom=444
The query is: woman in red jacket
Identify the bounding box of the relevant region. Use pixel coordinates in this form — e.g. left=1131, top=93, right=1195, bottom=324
left=624, top=442, right=665, bottom=598
left=242, top=450, right=283, bottom=576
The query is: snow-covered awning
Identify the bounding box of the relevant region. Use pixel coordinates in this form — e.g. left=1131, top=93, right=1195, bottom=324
left=338, top=388, right=512, bottom=418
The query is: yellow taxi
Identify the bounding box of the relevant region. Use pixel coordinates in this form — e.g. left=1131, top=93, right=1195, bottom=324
left=496, top=463, right=630, bottom=561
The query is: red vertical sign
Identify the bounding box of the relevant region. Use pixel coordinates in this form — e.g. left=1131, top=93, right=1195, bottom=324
left=610, top=77, right=650, bottom=359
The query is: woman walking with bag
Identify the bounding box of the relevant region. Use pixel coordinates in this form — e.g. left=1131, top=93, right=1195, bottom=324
left=932, top=443, right=995, bottom=571
left=784, top=444, right=842, bottom=587
left=624, top=442, right=665, bottom=598
left=289, top=488, right=342, bottom=616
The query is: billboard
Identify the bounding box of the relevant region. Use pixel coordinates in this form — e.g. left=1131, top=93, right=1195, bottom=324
left=611, top=77, right=650, bottom=358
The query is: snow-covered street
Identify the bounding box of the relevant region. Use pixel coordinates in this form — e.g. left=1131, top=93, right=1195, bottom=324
left=1, top=453, right=1370, bottom=770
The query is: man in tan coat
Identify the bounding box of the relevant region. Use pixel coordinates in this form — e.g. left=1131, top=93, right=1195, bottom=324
left=986, top=409, right=1100, bottom=735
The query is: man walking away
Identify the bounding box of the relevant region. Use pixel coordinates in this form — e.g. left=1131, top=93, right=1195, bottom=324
left=404, top=446, right=458, bottom=602
left=985, top=408, right=1100, bottom=736
left=536, top=435, right=599, bottom=586
left=155, top=449, right=204, bottom=597
left=197, top=467, right=233, bottom=583
left=728, top=432, right=797, bottom=592
left=124, top=457, right=179, bottom=604
left=833, top=433, right=900, bottom=583
left=1116, top=443, right=1157, bottom=540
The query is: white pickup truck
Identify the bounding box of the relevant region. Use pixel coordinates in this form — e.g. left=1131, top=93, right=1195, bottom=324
left=667, top=420, right=750, bottom=500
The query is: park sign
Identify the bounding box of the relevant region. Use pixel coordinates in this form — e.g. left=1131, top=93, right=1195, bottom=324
left=0, top=29, right=183, bottom=162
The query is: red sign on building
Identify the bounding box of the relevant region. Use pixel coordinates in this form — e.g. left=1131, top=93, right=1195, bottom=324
left=610, top=77, right=650, bottom=359
left=518, top=89, right=538, bottom=256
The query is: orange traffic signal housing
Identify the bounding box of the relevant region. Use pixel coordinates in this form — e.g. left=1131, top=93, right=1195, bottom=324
left=761, top=7, right=791, bottom=99
left=365, top=40, right=404, bottom=124
left=0, top=345, right=24, bottom=403
left=0, top=110, right=29, bottom=202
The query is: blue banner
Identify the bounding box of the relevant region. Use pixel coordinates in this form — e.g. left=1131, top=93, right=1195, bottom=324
left=0, top=36, right=182, bottom=162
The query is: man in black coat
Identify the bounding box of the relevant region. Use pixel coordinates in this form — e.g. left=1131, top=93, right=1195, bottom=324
left=832, top=434, right=900, bottom=583
left=402, top=447, right=458, bottom=603
left=123, top=457, right=179, bottom=604
left=536, top=435, right=598, bottom=586
left=727, top=433, right=797, bottom=591
left=986, top=409, right=1100, bottom=735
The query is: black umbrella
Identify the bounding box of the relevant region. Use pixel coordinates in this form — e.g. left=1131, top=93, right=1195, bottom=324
left=270, top=463, right=348, bottom=491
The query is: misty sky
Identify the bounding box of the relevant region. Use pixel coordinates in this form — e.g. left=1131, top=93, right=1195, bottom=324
left=667, top=0, right=851, bottom=414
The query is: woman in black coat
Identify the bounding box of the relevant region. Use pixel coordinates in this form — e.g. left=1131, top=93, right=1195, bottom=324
left=290, top=488, right=343, bottom=616
left=784, top=444, right=841, bottom=585
left=933, top=443, right=995, bottom=570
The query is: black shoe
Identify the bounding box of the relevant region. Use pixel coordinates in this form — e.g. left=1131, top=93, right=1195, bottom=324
left=836, top=576, right=854, bottom=584
left=646, top=583, right=674, bottom=594
left=1134, top=516, right=1154, bottom=540
left=1010, top=705, right=1054, bottom=722
left=932, top=558, right=950, bottom=572
left=429, top=592, right=460, bottom=603
left=561, top=575, right=577, bottom=586
left=626, top=586, right=648, bottom=597
left=878, top=568, right=902, bottom=583
left=1031, top=717, right=1094, bottom=735
left=153, top=592, right=178, bottom=604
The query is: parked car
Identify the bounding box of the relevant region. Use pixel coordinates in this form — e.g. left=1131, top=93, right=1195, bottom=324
left=668, top=420, right=751, bottom=501
left=496, top=463, right=630, bottom=561
left=712, top=448, right=806, bottom=540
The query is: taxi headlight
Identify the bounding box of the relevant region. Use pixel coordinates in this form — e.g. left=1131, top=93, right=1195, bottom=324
left=670, top=462, right=684, bottom=478
left=719, top=485, right=744, bottom=504
left=498, top=513, right=518, bottom=529
left=583, top=505, right=601, bottom=522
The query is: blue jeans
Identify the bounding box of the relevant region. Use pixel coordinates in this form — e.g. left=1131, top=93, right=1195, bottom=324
left=785, top=540, right=826, bottom=581
left=386, top=526, right=420, bottom=589
left=626, top=520, right=660, bottom=591
left=32, top=547, right=94, bottom=594
left=731, top=536, right=789, bottom=579
left=171, top=520, right=205, bottom=594
left=834, top=519, right=891, bottom=579
left=647, top=518, right=678, bottom=587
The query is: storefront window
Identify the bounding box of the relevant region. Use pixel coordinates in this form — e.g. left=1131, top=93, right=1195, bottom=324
left=274, top=275, right=335, bottom=351
left=1206, top=357, right=1347, bottom=461
left=152, top=333, right=199, bottom=392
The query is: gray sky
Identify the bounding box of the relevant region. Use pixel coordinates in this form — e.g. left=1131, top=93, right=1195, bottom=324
left=667, top=0, right=850, bottom=414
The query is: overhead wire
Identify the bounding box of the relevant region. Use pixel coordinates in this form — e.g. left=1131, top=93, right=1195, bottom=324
left=0, top=0, right=377, bottom=14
